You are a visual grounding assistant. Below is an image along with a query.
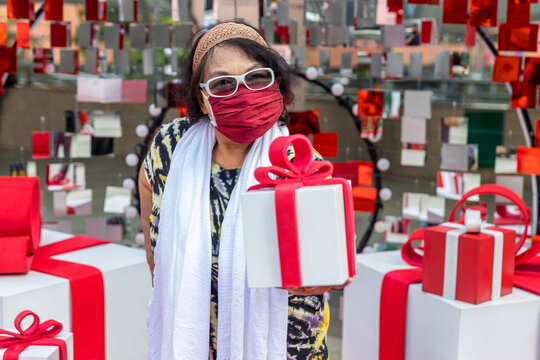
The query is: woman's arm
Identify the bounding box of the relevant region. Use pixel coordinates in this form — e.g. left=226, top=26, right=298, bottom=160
left=138, top=165, right=155, bottom=281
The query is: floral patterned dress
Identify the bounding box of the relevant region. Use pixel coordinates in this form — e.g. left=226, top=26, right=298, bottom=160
left=143, top=118, right=330, bottom=360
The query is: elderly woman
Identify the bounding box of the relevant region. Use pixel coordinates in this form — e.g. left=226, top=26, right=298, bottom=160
left=139, top=20, right=350, bottom=360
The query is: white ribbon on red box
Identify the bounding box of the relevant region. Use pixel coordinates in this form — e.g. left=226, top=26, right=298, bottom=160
left=440, top=210, right=505, bottom=301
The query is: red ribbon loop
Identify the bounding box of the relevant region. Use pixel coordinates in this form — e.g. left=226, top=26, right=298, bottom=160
left=251, top=134, right=334, bottom=189
left=448, top=184, right=529, bottom=252
left=0, top=310, right=66, bottom=360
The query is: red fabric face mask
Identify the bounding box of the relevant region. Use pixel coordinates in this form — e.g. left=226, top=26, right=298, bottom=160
left=204, top=83, right=284, bottom=144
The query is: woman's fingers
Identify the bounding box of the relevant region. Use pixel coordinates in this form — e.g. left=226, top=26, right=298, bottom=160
left=287, top=286, right=334, bottom=296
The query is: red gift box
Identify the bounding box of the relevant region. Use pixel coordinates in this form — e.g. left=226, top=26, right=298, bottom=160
left=499, top=23, right=538, bottom=52
left=443, top=0, right=467, bottom=24
left=32, top=131, right=51, bottom=158
left=7, top=0, right=35, bottom=20
left=423, top=221, right=515, bottom=304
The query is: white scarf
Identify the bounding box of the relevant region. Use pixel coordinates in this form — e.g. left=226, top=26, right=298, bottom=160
left=147, top=118, right=290, bottom=360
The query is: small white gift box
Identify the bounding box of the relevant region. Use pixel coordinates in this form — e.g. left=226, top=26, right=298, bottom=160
left=241, top=184, right=350, bottom=288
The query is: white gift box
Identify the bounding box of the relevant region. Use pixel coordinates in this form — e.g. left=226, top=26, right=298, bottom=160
left=342, top=251, right=540, bottom=360
left=0, top=229, right=152, bottom=360
left=0, top=332, right=73, bottom=360
left=241, top=184, right=349, bottom=288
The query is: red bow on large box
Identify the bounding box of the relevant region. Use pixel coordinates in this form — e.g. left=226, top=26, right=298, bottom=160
left=0, top=310, right=67, bottom=360
left=0, top=177, right=41, bottom=274
left=248, top=134, right=356, bottom=287
left=379, top=184, right=540, bottom=360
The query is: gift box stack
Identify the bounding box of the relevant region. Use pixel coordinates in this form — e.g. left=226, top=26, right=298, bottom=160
left=0, top=176, right=151, bottom=359
left=342, top=184, right=540, bottom=360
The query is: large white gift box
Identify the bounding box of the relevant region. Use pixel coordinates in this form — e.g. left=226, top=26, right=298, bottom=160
left=342, top=251, right=540, bottom=360
left=241, top=184, right=349, bottom=288
left=0, top=333, right=73, bottom=360
left=0, top=229, right=152, bottom=360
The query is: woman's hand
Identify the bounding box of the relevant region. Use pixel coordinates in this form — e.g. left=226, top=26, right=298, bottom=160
left=286, top=277, right=354, bottom=296
left=287, top=286, right=335, bottom=296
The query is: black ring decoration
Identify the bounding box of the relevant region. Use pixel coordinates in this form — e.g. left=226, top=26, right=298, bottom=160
left=295, top=72, right=383, bottom=253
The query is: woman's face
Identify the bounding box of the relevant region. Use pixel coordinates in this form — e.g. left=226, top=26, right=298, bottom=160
left=198, top=44, right=263, bottom=115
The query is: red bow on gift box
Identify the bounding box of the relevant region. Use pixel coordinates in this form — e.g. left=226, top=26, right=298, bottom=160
left=0, top=310, right=67, bottom=360
left=379, top=184, right=540, bottom=360
left=248, top=134, right=356, bottom=287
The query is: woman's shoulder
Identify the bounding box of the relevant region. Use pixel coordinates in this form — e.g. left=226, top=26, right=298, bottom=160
left=143, top=117, right=192, bottom=185
left=153, top=117, right=192, bottom=147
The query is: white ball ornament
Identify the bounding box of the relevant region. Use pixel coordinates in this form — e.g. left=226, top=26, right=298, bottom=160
left=122, top=178, right=136, bottom=191
left=135, top=124, right=149, bottom=138
left=148, top=103, right=162, bottom=117
left=377, top=158, right=391, bottom=172
left=331, top=83, right=344, bottom=96
left=306, top=66, right=318, bottom=80
left=379, top=188, right=393, bottom=201
left=352, top=103, right=358, bottom=116
left=374, top=220, right=387, bottom=233
left=124, top=205, right=138, bottom=219
left=135, top=232, right=145, bottom=246
left=125, top=153, right=139, bottom=167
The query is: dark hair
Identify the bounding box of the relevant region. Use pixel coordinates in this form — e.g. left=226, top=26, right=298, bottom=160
left=179, top=20, right=295, bottom=124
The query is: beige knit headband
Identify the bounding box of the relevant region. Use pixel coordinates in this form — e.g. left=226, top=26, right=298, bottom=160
left=192, top=22, right=268, bottom=73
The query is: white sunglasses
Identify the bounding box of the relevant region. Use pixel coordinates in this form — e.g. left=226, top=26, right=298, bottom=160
left=199, top=67, right=275, bottom=98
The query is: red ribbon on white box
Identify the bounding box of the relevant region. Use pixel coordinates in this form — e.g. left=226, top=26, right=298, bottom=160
left=0, top=310, right=67, bottom=360
left=248, top=134, right=356, bottom=287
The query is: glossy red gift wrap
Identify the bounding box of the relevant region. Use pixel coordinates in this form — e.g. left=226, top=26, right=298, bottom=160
left=287, top=110, right=320, bottom=136
left=507, top=0, right=530, bottom=26
left=469, top=0, right=498, bottom=27
left=499, top=23, right=538, bottom=52
left=492, top=55, right=521, bottom=83
left=312, top=132, right=338, bottom=158
left=16, top=22, right=30, bottom=49
left=420, top=20, right=432, bottom=43
left=7, top=0, right=35, bottom=20
left=511, top=82, right=537, bottom=109
left=44, top=0, right=63, bottom=21
left=517, top=146, right=540, bottom=174
left=0, top=177, right=41, bottom=274
left=523, top=57, right=540, bottom=84
left=423, top=224, right=515, bottom=304
left=443, top=0, right=467, bottom=24
left=32, top=132, right=50, bottom=158
left=357, top=90, right=384, bottom=117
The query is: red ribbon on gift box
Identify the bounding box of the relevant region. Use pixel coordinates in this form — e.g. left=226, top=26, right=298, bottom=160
left=0, top=177, right=41, bottom=274
left=248, top=134, right=356, bottom=287
left=0, top=310, right=67, bottom=360
left=31, top=235, right=110, bottom=360
left=379, top=184, right=540, bottom=360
